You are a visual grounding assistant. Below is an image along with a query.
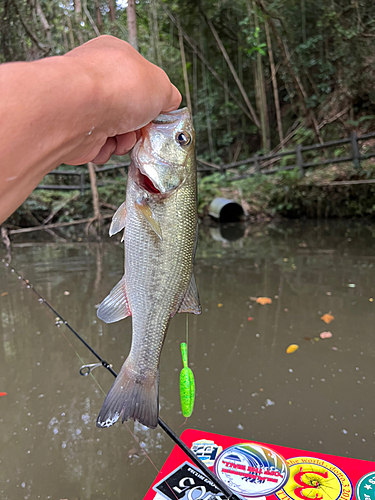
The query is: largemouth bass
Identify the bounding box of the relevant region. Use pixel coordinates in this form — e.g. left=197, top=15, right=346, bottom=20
left=96, top=108, right=201, bottom=429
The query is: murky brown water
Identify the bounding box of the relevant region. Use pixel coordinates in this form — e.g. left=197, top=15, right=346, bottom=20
left=1, top=220, right=375, bottom=499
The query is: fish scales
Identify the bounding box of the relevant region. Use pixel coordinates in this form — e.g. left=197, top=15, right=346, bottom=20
left=96, top=108, right=201, bottom=429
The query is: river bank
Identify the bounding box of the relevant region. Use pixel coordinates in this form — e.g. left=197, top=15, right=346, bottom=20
left=3, top=161, right=375, bottom=236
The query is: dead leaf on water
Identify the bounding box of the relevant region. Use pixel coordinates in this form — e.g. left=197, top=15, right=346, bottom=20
left=256, top=297, right=272, bottom=305
left=1, top=292, right=8, bottom=297
left=321, top=313, right=334, bottom=324
left=320, top=331, right=333, bottom=339
left=286, top=344, right=299, bottom=354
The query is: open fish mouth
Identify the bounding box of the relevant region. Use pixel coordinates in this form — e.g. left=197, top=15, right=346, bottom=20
left=137, top=169, right=161, bottom=195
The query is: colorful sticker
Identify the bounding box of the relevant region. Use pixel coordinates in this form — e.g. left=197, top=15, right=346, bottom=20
left=214, top=442, right=289, bottom=498
left=275, top=457, right=353, bottom=500
left=356, top=471, right=375, bottom=500
left=191, top=439, right=223, bottom=467
left=153, top=461, right=226, bottom=500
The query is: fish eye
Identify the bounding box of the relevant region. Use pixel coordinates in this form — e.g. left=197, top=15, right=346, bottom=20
left=176, top=131, right=191, bottom=146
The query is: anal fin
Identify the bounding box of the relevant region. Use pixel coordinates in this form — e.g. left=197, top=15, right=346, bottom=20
left=97, top=275, right=131, bottom=323
left=177, top=274, right=201, bottom=315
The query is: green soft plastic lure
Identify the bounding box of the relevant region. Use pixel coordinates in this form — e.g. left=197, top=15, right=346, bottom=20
left=179, top=342, right=195, bottom=418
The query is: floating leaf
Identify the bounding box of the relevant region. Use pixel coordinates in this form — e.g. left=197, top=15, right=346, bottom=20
left=1, top=292, right=8, bottom=297
left=256, top=297, right=272, bottom=305
left=320, top=331, right=333, bottom=339
left=321, top=313, right=334, bottom=324
left=286, top=344, right=299, bottom=354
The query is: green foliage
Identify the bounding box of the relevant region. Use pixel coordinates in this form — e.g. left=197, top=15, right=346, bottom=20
left=3, top=0, right=375, bottom=225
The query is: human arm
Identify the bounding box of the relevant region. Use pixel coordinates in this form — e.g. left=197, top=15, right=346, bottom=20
left=0, top=35, right=181, bottom=224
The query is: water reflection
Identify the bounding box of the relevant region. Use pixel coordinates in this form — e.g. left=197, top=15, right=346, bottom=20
left=1, top=220, right=375, bottom=499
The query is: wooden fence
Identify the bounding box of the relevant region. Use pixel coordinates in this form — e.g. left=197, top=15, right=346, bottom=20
left=197, top=131, right=375, bottom=179
left=36, top=131, right=375, bottom=193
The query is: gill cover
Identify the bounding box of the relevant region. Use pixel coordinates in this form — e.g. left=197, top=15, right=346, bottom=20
left=133, top=107, right=195, bottom=194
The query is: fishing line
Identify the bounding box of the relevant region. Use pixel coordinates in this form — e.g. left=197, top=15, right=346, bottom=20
left=3, top=258, right=240, bottom=500
left=2, top=260, right=161, bottom=472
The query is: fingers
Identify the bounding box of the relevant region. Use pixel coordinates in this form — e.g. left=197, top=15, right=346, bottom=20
left=91, top=132, right=138, bottom=164
left=161, top=84, right=182, bottom=113
left=92, top=136, right=117, bottom=164
left=114, top=132, right=137, bottom=156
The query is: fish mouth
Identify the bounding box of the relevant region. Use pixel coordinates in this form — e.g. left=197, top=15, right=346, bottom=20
left=137, top=169, right=161, bottom=195
left=133, top=128, right=176, bottom=196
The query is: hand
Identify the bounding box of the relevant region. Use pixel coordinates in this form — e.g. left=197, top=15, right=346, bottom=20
left=63, top=35, right=181, bottom=165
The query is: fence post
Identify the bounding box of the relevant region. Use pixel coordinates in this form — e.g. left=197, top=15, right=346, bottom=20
left=296, top=144, right=304, bottom=177
left=254, top=155, right=260, bottom=172
left=88, top=162, right=101, bottom=225
left=350, top=131, right=361, bottom=169
left=80, top=172, right=85, bottom=197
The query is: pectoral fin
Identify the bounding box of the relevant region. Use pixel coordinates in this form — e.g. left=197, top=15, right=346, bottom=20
left=109, top=201, right=127, bottom=237
left=97, top=275, right=131, bottom=323
left=135, top=199, right=162, bottom=241
left=176, top=274, right=201, bottom=315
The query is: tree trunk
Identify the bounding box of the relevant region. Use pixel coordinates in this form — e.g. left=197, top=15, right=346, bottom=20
left=95, top=0, right=103, bottom=32
left=223, top=60, right=233, bottom=162
left=256, top=0, right=323, bottom=143
left=35, top=0, right=52, bottom=46
left=301, top=0, right=306, bottom=43
left=193, top=50, right=198, bottom=117
left=127, top=0, right=138, bottom=51
left=179, top=30, right=192, bottom=114
left=84, top=5, right=101, bottom=36
left=74, top=0, right=82, bottom=16
left=265, top=21, right=283, bottom=144
left=108, top=0, right=116, bottom=23
left=150, top=0, right=161, bottom=66
left=252, top=2, right=270, bottom=150
left=66, top=14, right=75, bottom=49
left=162, top=6, right=256, bottom=124
left=202, top=11, right=260, bottom=129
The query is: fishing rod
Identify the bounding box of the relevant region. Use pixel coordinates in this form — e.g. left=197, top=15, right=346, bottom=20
left=3, top=259, right=240, bottom=500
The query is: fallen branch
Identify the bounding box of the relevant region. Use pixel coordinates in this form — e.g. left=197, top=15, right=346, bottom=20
left=313, top=179, right=375, bottom=187
left=8, top=215, right=113, bottom=235
left=43, top=193, right=80, bottom=225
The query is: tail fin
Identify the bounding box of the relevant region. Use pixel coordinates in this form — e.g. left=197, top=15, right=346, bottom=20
left=96, top=362, right=159, bottom=429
